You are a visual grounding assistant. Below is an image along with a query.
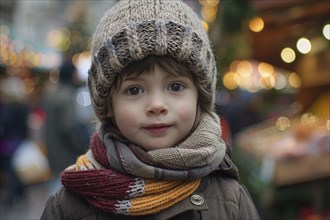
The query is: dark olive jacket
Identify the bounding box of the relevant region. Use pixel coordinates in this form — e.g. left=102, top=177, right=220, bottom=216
left=41, top=155, right=260, bottom=220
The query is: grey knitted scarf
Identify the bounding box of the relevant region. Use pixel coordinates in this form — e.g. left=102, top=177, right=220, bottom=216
left=97, top=112, right=226, bottom=180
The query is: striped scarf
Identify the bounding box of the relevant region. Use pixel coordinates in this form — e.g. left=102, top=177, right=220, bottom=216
left=61, top=113, right=226, bottom=216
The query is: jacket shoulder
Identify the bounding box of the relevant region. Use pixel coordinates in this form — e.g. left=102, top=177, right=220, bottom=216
left=201, top=174, right=241, bottom=208
left=200, top=172, right=260, bottom=219
left=41, top=187, right=99, bottom=220
left=41, top=187, right=133, bottom=220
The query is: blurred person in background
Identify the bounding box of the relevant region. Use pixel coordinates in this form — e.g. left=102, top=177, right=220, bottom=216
left=0, top=76, right=30, bottom=206
left=41, top=58, right=89, bottom=195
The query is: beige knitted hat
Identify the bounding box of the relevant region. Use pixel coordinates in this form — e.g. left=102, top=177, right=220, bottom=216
left=88, top=0, right=217, bottom=122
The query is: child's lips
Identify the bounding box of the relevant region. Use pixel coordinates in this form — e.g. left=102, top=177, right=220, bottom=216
left=143, top=124, right=172, bottom=136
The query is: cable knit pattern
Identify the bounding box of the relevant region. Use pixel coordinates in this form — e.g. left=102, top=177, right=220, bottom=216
left=88, top=0, right=217, bottom=122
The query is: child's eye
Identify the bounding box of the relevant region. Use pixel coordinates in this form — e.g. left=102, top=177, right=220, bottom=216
left=126, top=86, right=143, bottom=95
left=168, top=82, right=185, bottom=92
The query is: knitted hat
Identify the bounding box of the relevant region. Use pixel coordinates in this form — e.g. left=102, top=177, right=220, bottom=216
left=88, top=0, right=217, bottom=122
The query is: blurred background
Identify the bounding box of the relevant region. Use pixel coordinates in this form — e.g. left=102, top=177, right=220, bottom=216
left=0, top=0, right=329, bottom=219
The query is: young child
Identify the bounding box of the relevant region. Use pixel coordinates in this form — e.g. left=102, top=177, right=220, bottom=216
left=41, top=0, right=260, bottom=219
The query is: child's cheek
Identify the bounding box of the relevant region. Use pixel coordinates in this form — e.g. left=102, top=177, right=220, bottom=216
left=115, top=107, right=139, bottom=129
left=178, top=104, right=197, bottom=121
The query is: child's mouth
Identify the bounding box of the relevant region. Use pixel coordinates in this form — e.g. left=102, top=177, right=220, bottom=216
left=143, top=124, right=171, bottom=136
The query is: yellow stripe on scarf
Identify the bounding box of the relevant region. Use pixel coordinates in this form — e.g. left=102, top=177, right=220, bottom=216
left=75, top=154, right=93, bottom=170
left=143, top=179, right=191, bottom=194
left=130, top=179, right=200, bottom=216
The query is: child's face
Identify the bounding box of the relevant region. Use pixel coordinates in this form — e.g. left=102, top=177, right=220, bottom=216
left=108, top=64, right=198, bottom=150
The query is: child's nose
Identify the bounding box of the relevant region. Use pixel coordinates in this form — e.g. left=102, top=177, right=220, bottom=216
left=145, top=93, right=168, bottom=115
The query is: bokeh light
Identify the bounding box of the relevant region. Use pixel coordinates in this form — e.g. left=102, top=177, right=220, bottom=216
left=249, top=17, right=264, bottom=32
left=323, top=24, right=330, bottom=40
left=301, top=113, right=318, bottom=126
left=76, top=91, right=91, bottom=107
left=223, top=72, right=238, bottom=90
left=296, top=38, right=311, bottom=54
left=281, top=47, right=296, bottom=63
left=288, top=72, right=301, bottom=88
left=276, top=116, right=291, bottom=131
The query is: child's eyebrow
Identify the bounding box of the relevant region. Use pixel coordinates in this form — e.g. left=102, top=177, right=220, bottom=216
left=122, top=75, right=143, bottom=82
left=122, top=72, right=188, bottom=83
left=122, top=74, right=139, bottom=80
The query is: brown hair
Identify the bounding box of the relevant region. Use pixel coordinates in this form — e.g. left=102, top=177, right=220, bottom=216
left=105, top=55, right=213, bottom=140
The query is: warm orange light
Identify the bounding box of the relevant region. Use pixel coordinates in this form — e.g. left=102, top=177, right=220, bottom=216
left=288, top=72, right=301, bottom=88
left=223, top=72, right=238, bottom=90
left=249, top=17, right=264, bottom=32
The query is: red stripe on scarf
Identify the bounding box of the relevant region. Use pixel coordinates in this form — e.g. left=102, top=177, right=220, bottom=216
left=61, top=133, right=139, bottom=213
left=61, top=169, right=134, bottom=198
left=90, top=133, right=110, bottom=168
